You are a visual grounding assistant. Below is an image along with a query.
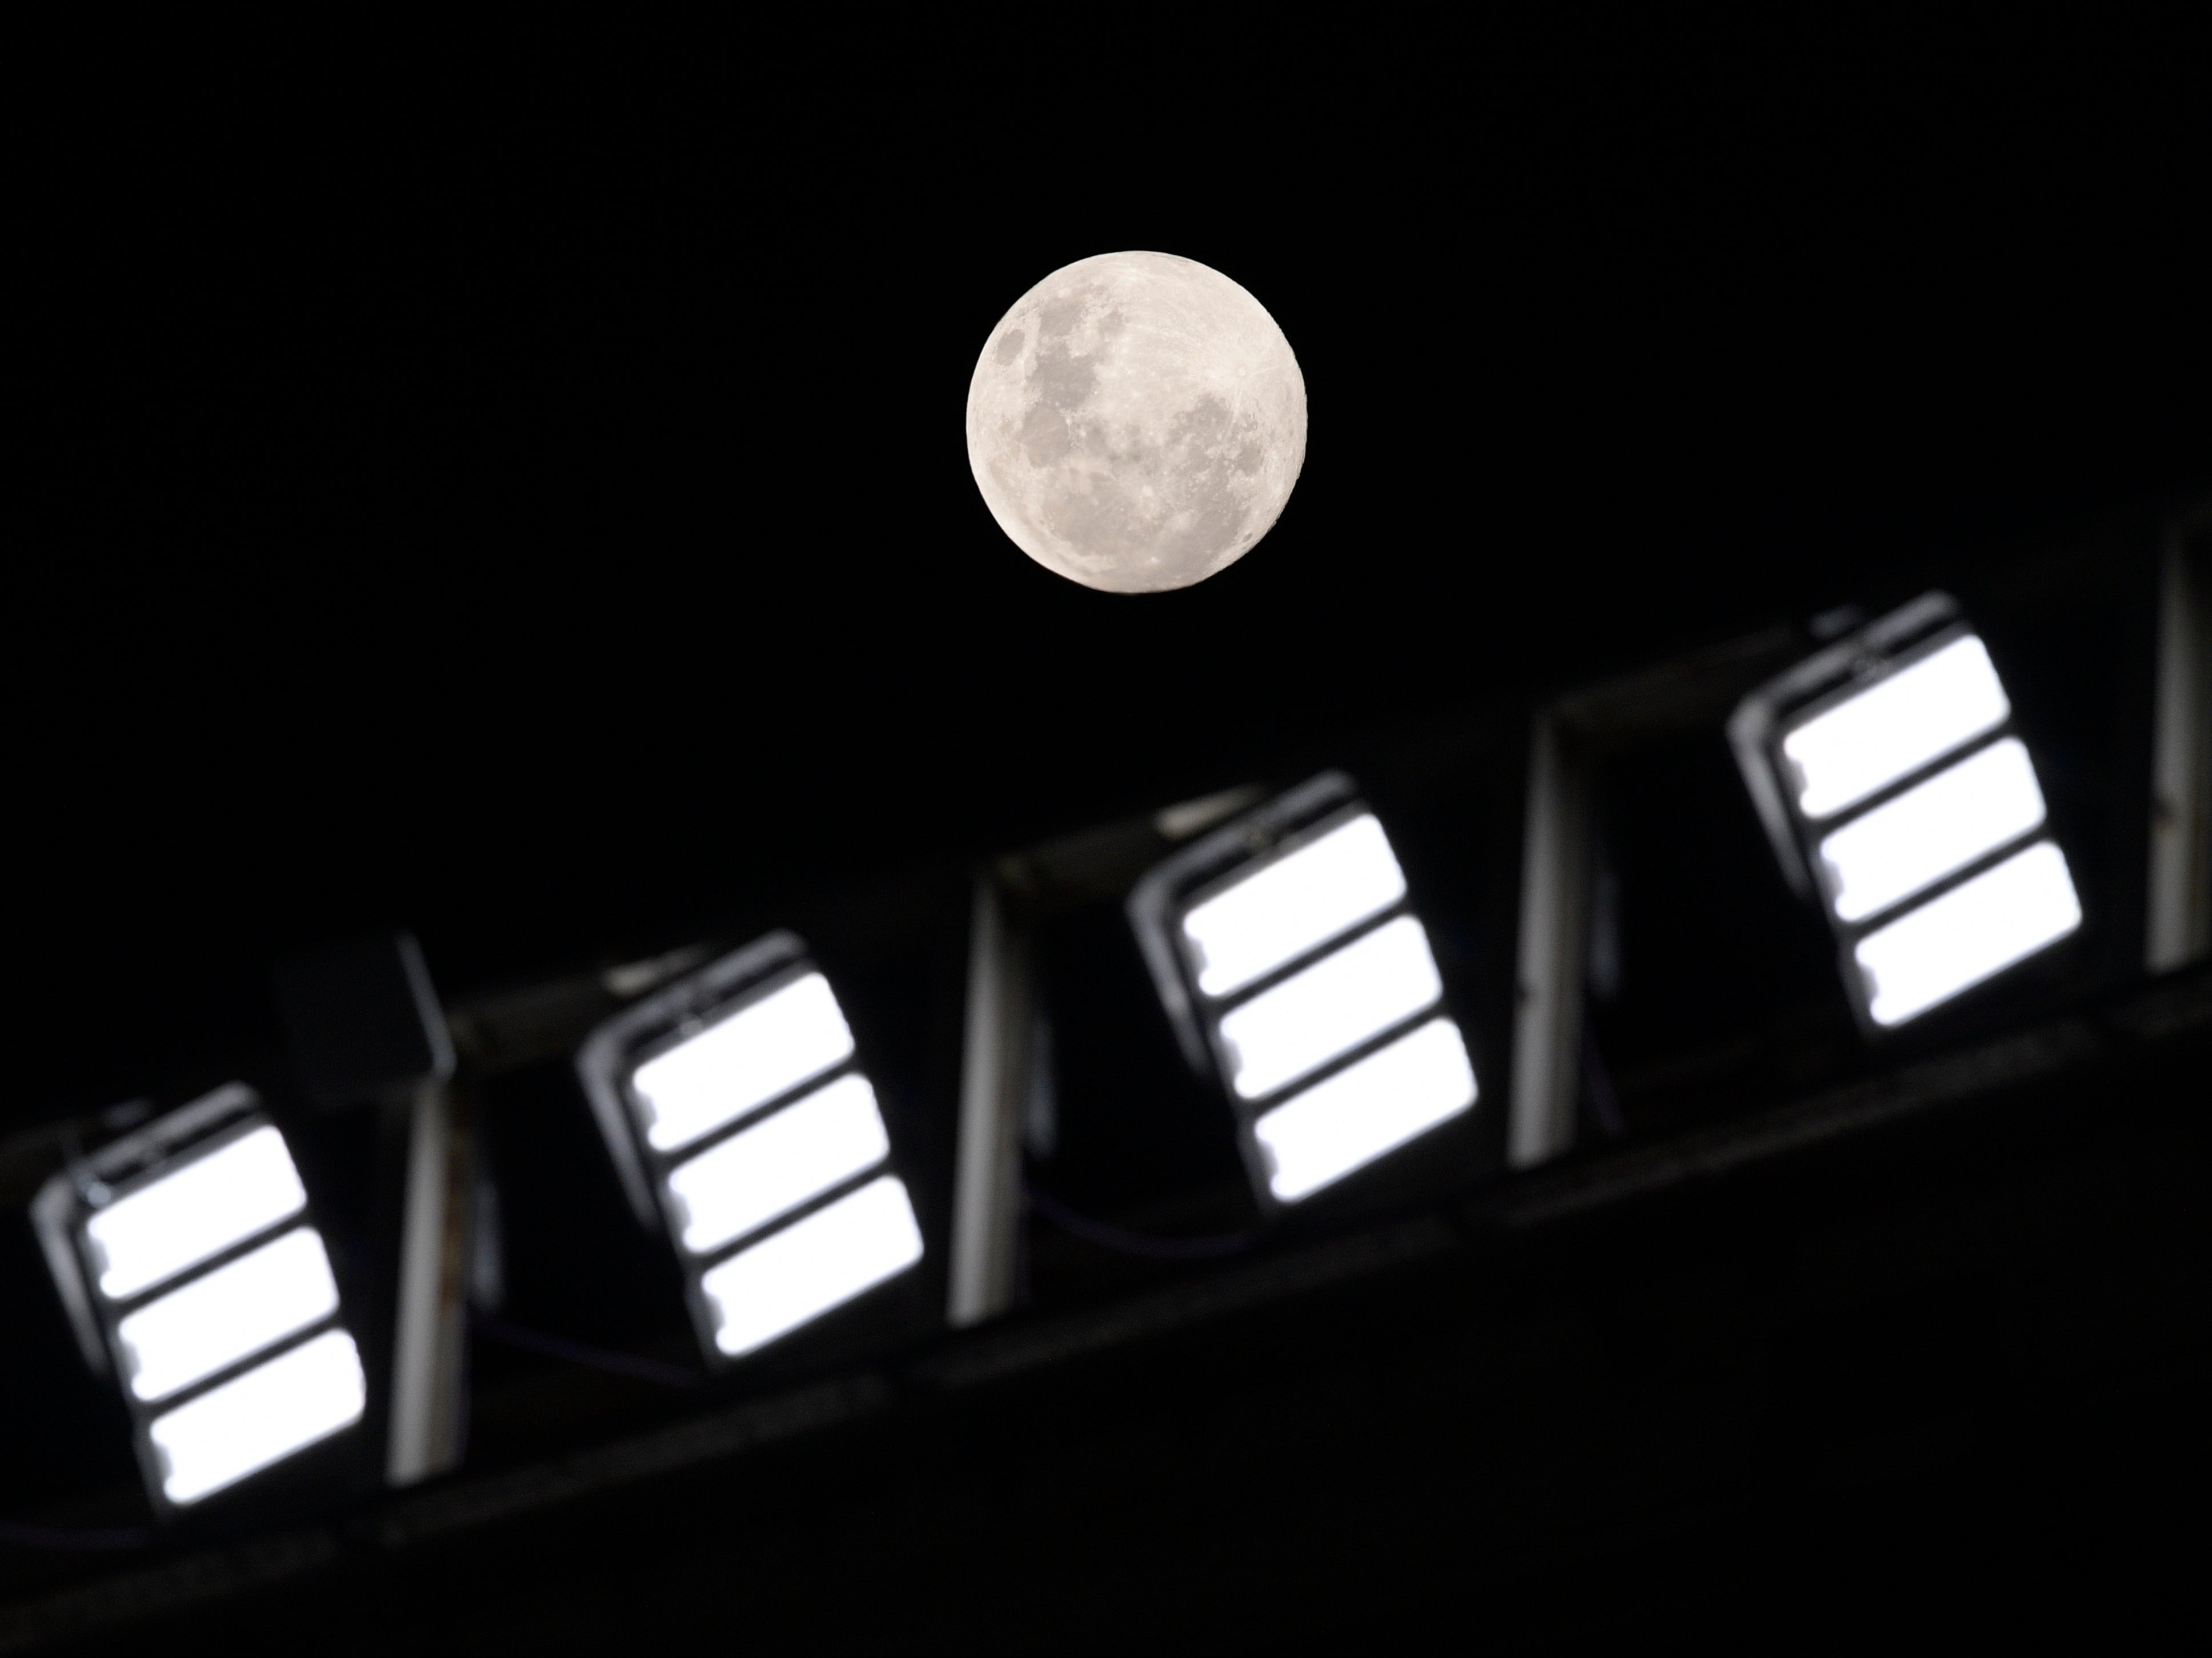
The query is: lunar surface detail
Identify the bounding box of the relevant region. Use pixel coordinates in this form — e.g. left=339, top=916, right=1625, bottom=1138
left=965, top=251, right=1307, bottom=593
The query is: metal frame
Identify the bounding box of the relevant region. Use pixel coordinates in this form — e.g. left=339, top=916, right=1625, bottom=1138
left=1728, top=592, right=2076, bottom=1035
left=574, top=932, right=924, bottom=1369
left=1506, top=625, right=1806, bottom=1170
left=943, top=784, right=1267, bottom=1330
left=1128, top=772, right=1473, bottom=1213
left=30, top=1083, right=362, bottom=1518
left=2146, top=507, right=2210, bottom=973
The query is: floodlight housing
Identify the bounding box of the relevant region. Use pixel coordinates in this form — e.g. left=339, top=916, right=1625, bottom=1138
left=30, top=1084, right=366, bottom=1516
left=1730, top=592, right=2082, bottom=1033
left=1129, top=772, right=1480, bottom=1210
left=576, top=933, right=925, bottom=1368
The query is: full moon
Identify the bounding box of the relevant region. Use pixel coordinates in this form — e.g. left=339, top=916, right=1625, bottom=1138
left=965, top=251, right=1307, bottom=593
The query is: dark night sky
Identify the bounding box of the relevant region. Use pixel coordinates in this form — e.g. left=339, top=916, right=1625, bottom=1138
left=14, top=21, right=2206, bottom=1119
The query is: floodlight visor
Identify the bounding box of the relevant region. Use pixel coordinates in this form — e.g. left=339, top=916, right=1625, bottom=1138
left=632, top=971, right=855, bottom=1153
left=698, top=1175, right=923, bottom=1358
left=1782, top=635, right=2010, bottom=820
left=116, top=1227, right=340, bottom=1403
left=666, top=1073, right=890, bottom=1256
left=1181, top=813, right=1408, bottom=999
left=1817, top=737, right=2046, bottom=923
left=1253, top=1018, right=1477, bottom=1202
left=85, top=1124, right=308, bottom=1302
left=1853, top=840, right=2082, bottom=1026
left=149, top=1328, right=365, bottom=1506
left=1216, top=914, right=1444, bottom=1101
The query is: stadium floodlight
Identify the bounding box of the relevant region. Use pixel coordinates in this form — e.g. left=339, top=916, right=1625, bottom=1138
left=1730, top=592, right=2082, bottom=1031
left=577, top=932, right=925, bottom=1366
left=30, top=1084, right=366, bottom=1514
left=1130, top=772, right=1480, bottom=1209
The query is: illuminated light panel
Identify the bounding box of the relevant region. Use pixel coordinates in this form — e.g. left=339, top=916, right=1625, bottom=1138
left=1217, top=914, right=1443, bottom=1101
left=86, top=1125, right=308, bottom=1303
left=667, top=1073, right=890, bottom=1256
left=632, top=972, right=855, bottom=1153
left=698, top=1174, right=923, bottom=1358
left=1782, top=635, right=2010, bottom=820
left=1818, top=737, right=2047, bottom=923
left=116, top=1227, right=340, bottom=1404
left=1253, top=1018, right=1477, bottom=1203
left=1181, top=813, right=1408, bottom=999
left=149, top=1328, right=366, bottom=1507
left=1854, top=840, right=2082, bottom=1026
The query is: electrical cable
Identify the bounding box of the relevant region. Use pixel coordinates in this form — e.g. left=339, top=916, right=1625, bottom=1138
left=471, top=1314, right=706, bottom=1390
left=1023, top=1181, right=1256, bottom=1260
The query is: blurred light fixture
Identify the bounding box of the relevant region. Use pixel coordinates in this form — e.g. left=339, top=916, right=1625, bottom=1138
left=1731, top=593, right=2082, bottom=1030
left=1131, top=772, right=1479, bottom=1207
left=577, top=933, right=924, bottom=1364
left=30, top=1085, right=366, bottom=1514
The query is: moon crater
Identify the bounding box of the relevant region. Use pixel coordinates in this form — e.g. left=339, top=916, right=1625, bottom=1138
left=966, top=252, right=1307, bottom=593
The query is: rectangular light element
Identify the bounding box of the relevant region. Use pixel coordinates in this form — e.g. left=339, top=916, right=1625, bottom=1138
left=1181, top=813, right=1408, bottom=998
left=632, top=971, right=855, bottom=1153
left=86, top=1125, right=308, bottom=1303
left=1782, top=635, right=2011, bottom=819
left=1216, top=914, right=1443, bottom=1100
left=148, top=1328, right=366, bottom=1507
left=1854, top=840, right=2082, bottom=1026
left=666, top=1073, right=890, bottom=1256
left=1252, top=1018, right=1477, bottom=1202
left=1817, top=737, right=2047, bottom=922
left=698, top=1175, right=923, bottom=1358
left=117, top=1227, right=340, bottom=1403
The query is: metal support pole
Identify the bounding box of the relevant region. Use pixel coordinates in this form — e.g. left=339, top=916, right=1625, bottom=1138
left=386, top=1078, right=471, bottom=1486
left=1509, top=711, right=1594, bottom=1170
left=2147, top=515, right=2211, bottom=974
left=947, top=871, right=1029, bottom=1329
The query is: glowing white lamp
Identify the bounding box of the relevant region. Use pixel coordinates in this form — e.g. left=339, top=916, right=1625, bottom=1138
left=1253, top=1019, right=1477, bottom=1202
left=1854, top=840, right=2082, bottom=1026
left=1131, top=778, right=1482, bottom=1209
left=1817, top=737, right=2047, bottom=923
left=1735, top=602, right=2083, bottom=1033
left=666, top=1073, right=891, bottom=1256
left=632, top=971, right=855, bottom=1152
left=149, top=1328, right=366, bottom=1507
left=699, top=1175, right=924, bottom=1358
left=1782, top=635, right=2010, bottom=819
left=30, top=1087, right=370, bottom=1516
left=1217, top=914, right=1444, bottom=1100
left=85, top=1125, right=307, bottom=1302
left=1181, top=813, right=1407, bottom=998
left=577, top=936, right=929, bottom=1368
left=116, top=1227, right=340, bottom=1403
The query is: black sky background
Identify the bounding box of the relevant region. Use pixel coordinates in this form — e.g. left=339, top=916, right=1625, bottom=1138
left=13, top=20, right=2206, bottom=1122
